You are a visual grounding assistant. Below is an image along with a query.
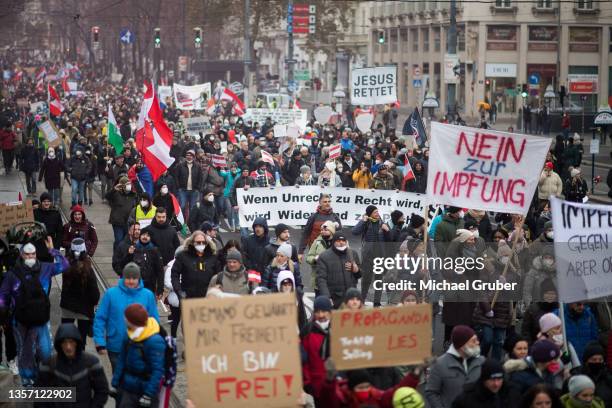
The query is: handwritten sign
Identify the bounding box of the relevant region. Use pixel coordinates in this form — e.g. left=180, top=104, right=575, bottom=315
left=0, top=200, right=34, bottom=235
left=351, top=66, right=397, bottom=105
left=182, top=116, right=212, bottom=136
left=427, top=123, right=551, bottom=215
left=182, top=293, right=303, bottom=407
left=38, top=121, right=61, bottom=147
left=551, top=197, right=612, bottom=303
left=243, top=108, right=308, bottom=130
left=173, top=83, right=211, bottom=110
left=331, top=304, right=432, bottom=370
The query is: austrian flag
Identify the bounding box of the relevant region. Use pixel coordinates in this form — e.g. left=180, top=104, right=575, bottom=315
left=220, top=88, right=246, bottom=116
left=329, top=144, right=342, bottom=160
left=135, top=80, right=175, bottom=181
left=48, top=84, right=64, bottom=116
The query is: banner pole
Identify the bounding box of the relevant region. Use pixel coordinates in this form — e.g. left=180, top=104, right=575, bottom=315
left=490, top=214, right=523, bottom=309
left=558, top=302, right=569, bottom=353
left=421, top=205, right=430, bottom=302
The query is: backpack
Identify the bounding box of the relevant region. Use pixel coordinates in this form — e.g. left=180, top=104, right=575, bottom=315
left=215, top=270, right=256, bottom=294
left=128, top=325, right=178, bottom=387
left=13, top=268, right=50, bottom=327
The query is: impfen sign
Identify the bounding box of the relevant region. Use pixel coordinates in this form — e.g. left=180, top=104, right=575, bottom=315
left=331, top=304, right=432, bottom=370
left=427, top=123, right=551, bottom=215
left=181, top=293, right=303, bottom=407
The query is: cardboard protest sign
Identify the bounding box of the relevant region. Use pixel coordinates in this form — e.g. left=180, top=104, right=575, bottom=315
left=38, top=121, right=61, bottom=148
left=182, top=116, right=212, bottom=136
left=351, top=66, right=397, bottom=105
left=273, top=124, right=287, bottom=138
left=331, top=304, right=432, bottom=370
left=0, top=200, right=34, bottom=234
left=181, top=293, right=302, bottom=408
left=30, top=101, right=47, bottom=115
left=237, top=186, right=426, bottom=227
left=243, top=108, right=307, bottom=130
left=427, top=123, right=551, bottom=215
left=158, top=86, right=173, bottom=104
left=551, top=197, right=612, bottom=303
left=173, top=83, right=211, bottom=110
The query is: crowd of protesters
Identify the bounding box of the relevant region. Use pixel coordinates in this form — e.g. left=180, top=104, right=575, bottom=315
left=0, top=57, right=610, bottom=408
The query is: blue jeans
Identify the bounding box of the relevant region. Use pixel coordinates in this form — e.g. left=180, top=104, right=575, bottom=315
left=14, top=322, right=52, bottom=385
left=71, top=179, right=86, bottom=205
left=178, top=189, right=200, bottom=220
left=225, top=197, right=239, bottom=229
left=215, top=195, right=226, bottom=219
left=477, top=325, right=506, bottom=361
left=112, top=225, right=127, bottom=251
left=47, top=188, right=60, bottom=206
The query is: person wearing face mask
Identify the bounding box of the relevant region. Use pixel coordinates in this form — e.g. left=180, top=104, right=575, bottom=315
left=538, top=313, right=581, bottom=369
left=556, top=303, right=599, bottom=365
left=318, top=160, right=342, bottom=187
left=276, top=270, right=307, bottom=331
left=188, top=190, right=218, bottom=234
left=508, top=339, right=565, bottom=393
left=38, top=148, right=64, bottom=205
left=18, top=137, right=40, bottom=196
left=152, top=184, right=176, bottom=224
left=523, top=247, right=557, bottom=307
left=59, top=238, right=100, bottom=351
left=155, top=170, right=177, bottom=197
left=565, top=343, right=612, bottom=407
left=531, top=221, right=554, bottom=260
left=249, top=161, right=275, bottom=187
left=538, top=162, right=563, bottom=205
left=316, top=233, right=361, bottom=309
left=425, top=325, right=485, bottom=408
left=119, top=230, right=164, bottom=299
left=106, top=176, right=138, bottom=251
left=61, top=205, right=99, bottom=257
left=66, top=147, right=92, bottom=206
left=305, top=221, right=337, bottom=295
left=128, top=193, right=157, bottom=229
left=171, top=230, right=218, bottom=301
left=0, top=238, right=69, bottom=386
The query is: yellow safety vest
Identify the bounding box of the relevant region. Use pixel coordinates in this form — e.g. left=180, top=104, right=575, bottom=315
left=135, top=205, right=157, bottom=229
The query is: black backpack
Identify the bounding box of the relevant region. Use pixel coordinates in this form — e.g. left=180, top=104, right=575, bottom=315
left=13, top=268, right=50, bottom=326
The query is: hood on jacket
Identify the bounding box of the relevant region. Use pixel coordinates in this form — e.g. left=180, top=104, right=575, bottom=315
left=503, top=358, right=528, bottom=373
left=252, top=217, right=269, bottom=236
left=0, top=236, right=9, bottom=255
left=276, top=270, right=295, bottom=292
left=54, top=323, right=83, bottom=356
left=127, top=317, right=160, bottom=343
left=70, top=204, right=87, bottom=223
left=118, top=277, right=145, bottom=293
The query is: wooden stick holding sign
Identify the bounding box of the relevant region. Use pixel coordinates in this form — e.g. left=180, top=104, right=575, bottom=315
left=490, top=214, right=524, bottom=309
left=421, top=205, right=430, bottom=302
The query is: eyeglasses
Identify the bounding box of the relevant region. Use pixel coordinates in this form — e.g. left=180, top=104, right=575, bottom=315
left=194, top=241, right=206, bottom=245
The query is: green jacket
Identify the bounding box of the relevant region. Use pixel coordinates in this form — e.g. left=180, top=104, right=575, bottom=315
left=305, top=235, right=332, bottom=289
left=434, top=214, right=464, bottom=258
left=560, top=393, right=605, bottom=408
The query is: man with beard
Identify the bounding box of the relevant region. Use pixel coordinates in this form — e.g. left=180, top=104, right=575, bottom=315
left=306, top=221, right=336, bottom=296
left=299, top=194, right=342, bottom=257
left=34, top=193, right=63, bottom=249
left=316, top=233, right=361, bottom=309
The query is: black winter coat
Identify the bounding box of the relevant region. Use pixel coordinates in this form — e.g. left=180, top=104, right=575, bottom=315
left=120, top=245, right=164, bottom=296
left=452, top=381, right=521, bottom=408
left=34, top=208, right=63, bottom=249
left=59, top=261, right=100, bottom=318
left=66, top=156, right=92, bottom=182
left=316, top=247, right=362, bottom=307
left=171, top=248, right=217, bottom=298
left=38, top=157, right=64, bottom=189
left=105, top=189, right=137, bottom=226
left=19, top=145, right=39, bottom=173
left=143, top=219, right=180, bottom=265
left=188, top=201, right=218, bottom=233
left=241, top=218, right=270, bottom=273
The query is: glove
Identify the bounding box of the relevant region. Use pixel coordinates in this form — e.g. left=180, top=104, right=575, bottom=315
left=485, top=311, right=494, bottom=318
left=560, top=352, right=571, bottom=365
left=108, top=388, right=118, bottom=399
left=139, top=395, right=152, bottom=407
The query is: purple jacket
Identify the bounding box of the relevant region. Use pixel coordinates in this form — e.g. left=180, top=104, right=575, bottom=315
left=0, top=248, right=68, bottom=311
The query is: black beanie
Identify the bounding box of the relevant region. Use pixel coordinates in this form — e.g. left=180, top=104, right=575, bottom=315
left=275, top=223, right=289, bottom=237
left=365, top=205, right=378, bottom=217
left=480, top=359, right=505, bottom=381
left=410, top=214, right=425, bottom=229
left=582, top=341, right=605, bottom=363
left=391, top=210, right=404, bottom=225
left=347, top=369, right=371, bottom=390
left=344, top=288, right=362, bottom=304
left=447, top=206, right=462, bottom=214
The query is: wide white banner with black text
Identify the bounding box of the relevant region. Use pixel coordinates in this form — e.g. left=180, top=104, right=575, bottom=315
left=427, top=122, right=551, bottom=215
left=551, top=197, right=612, bottom=303
left=237, top=186, right=426, bottom=227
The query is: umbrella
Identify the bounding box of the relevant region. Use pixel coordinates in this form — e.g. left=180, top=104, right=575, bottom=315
left=477, top=101, right=491, bottom=111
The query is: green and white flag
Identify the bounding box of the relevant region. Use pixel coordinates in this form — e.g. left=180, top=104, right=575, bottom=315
left=107, top=104, right=123, bottom=154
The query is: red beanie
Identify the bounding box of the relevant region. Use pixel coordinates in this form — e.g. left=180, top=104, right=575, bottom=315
left=451, top=325, right=476, bottom=350
left=124, top=304, right=148, bottom=327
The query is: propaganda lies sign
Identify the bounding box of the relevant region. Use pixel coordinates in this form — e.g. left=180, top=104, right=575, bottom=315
left=427, top=122, right=551, bottom=215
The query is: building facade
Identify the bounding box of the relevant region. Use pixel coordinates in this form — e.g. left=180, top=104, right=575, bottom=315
left=369, top=0, right=612, bottom=119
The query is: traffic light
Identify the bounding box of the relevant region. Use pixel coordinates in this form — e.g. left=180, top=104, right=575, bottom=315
left=194, top=27, right=202, bottom=48
left=92, top=26, right=100, bottom=44
left=521, top=84, right=528, bottom=98
left=377, top=30, right=385, bottom=44
left=154, top=28, right=161, bottom=48
left=485, top=79, right=491, bottom=86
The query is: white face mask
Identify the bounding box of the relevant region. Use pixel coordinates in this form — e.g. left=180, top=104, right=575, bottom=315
left=195, top=244, right=206, bottom=253
left=335, top=245, right=347, bottom=251
left=24, top=258, right=36, bottom=267
left=76, top=151, right=82, bottom=157
left=500, top=256, right=510, bottom=265
left=140, top=200, right=149, bottom=207
left=471, top=230, right=479, bottom=239
left=125, top=184, right=132, bottom=192
left=207, top=195, right=214, bottom=203
left=48, top=151, right=55, bottom=158
left=463, top=345, right=481, bottom=358
left=73, top=251, right=81, bottom=258
left=458, top=210, right=465, bottom=219
left=160, top=187, right=169, bottom=195
left=317, top=320, right=330, bottom=330
left=552, top=334, right=564, bottom=345
left=546, top=231, right=554, bottom=239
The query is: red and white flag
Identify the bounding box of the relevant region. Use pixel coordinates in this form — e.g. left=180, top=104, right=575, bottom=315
left=211, top=154, right=227, bottom=168
left=329, top=144, right=342, bottom=160
left=135, top=80, right=175, bottom=181
left=61, top=78, right=70, bottom=93
left=170, top=193, right=185, bottom=225
left=293, top=98, right=301, bottom=110
left=219, top=88, right=246, bottom=116
left=401, top=156, right=415, bottom=189
left=261, top=150, right=274, bottom=165
left=48, top=84, right=64, bottom=116
left=36, top=67, right=47, bottom=81
left=36, top=77, right=45, bottom=93
left=247, top=270, right=262, bottom=283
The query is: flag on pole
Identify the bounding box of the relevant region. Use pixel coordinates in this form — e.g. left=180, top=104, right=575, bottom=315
left=261, top=150, right=274, bottom=165
left=36, top=77, right=44, bottom=93
left=48, top=84, right=64, bottom=117
left=401, top=155, right=416, bottom=190
left=107, top=104, right=123, bottom=155
left=293, top=98, right=301, bottom=110
left=170, top=192, right=187, bottom=235
left=211, top=154, right=227, bottom=168
left=329, top=144, right=342, bottom=160
left=61, top=78, right=70, bottom=93
left=402, top=107, right=427, bottom=147
left=36, top=67, right=47, bottom=81
left=135, top=80, right=175, bottom=181
left=220, top=88, right=246, bottom=116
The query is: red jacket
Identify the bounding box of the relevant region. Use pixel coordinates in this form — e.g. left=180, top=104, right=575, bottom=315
left=0, top=129, right=16, bottom=150
left=561, top=116, right=570, bottom=129
left=318, top=372, right=420, bottom=408
left=300, top=322, right=329, bottom=398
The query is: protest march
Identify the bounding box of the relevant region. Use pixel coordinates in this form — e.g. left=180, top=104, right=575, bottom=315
left=0, top=2, right=612, bottom=408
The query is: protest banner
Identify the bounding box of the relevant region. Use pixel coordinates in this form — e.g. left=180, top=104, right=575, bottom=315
left=237, top=186, right=426, bottom=227
left=181, top=293, right=302, bottom=407
left=38, top=120, right=61, bottom=148
left=158, top=85, right=173, bottom=104
left=427, top=122, right=551, bottom=215
left=173, top=83, right=211, bottom=110
left=182, top=116, right=212, bottom=136
left=0, top=200, right=34, bottom=234
left=30, top=101, right=47, bottom=115
left=355, top=113, right=374, bottom=133
left=331, top=304, right=432, bottom=370
left=351, top=66, right=397, bottom=106
left=273, top=124, right=287, bottom=138
left=243, top=108, right=308, bottom=130
left=314, top=106, right=333, bottom=124
left=550, top=197, right=612, bottom=303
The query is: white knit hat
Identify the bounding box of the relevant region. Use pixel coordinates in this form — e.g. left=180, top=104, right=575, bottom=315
left=539, top=312, right=562, bottom=334
left=455, top=229, right=474, bottom=243
left=276, top=243, right=292, bottom=258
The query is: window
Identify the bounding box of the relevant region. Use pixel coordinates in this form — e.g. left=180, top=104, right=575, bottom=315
left=412, top=29, right=419, bottom=52
left=422, top=28, right=429, bottom=52
left=536, top=0, right=552, bottom=8
left=391, top=29, right=398, bottom=53
left=458, top=25, right=465, bottom=52
left=496, top=0, right=511, bottom=7
left=423, top=62, right=430, bottom=75
left=577, top=0, right=593, bottom=9
left=433, top=27, right=441, bottom=52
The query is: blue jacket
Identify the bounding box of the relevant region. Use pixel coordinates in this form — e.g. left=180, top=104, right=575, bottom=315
left=93, top=279, right=159, bottom=353
left=340, top=138, right=354, bottom=152
left=111, top=318, right=165, bottom=398
left=555, top=305, right=598, bottom=362
left=220, top=169, right=241, bottom=197
left=137, top=166, right=154, bottom=197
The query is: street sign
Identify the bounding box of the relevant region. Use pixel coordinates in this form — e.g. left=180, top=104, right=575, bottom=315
left=413, top=79, right=422, bottom=88
left=529, top=73, right=540, bottom=85
left=120, top=28, right=134, bottom=44
left=294, top=70, right=310, bottom=81
left=288, top=80, right=297, bottom=93
left=594, top=111, right=612, bottom=125
left=590, top=139, right=600, bottom=155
